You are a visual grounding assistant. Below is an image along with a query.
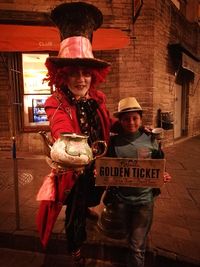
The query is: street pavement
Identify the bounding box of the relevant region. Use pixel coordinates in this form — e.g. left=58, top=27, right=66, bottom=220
left=0, top=135, right=200, bottom=267
left=0, top=248, right=118, bottom=267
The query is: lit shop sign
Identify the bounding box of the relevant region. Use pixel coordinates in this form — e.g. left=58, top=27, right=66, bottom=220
left=23, top=70, right=49, bottom=94
left=95, top=157, right=165, bottom=188
left=182, top=52, right=200, bottom=74
left=39, top=41, right=55, bottom=47
left=22, top=53, right=50, bottom=95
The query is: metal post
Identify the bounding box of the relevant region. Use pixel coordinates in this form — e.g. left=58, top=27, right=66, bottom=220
left=12, top=136, right=20, bottom=230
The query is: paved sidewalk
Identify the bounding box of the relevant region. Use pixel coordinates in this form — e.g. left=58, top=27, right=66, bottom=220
left=0, top=248, right=118, bottom=267
left=0, top=135, right=200, bottom=266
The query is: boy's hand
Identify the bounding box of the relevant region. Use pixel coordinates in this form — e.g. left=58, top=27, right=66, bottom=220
left=163, top=171, right=172, bottom=183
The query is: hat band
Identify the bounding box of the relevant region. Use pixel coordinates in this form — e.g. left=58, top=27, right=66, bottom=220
left=58, top=36, right=94, bottom=59
left=119, top=107, right=142, bottom=112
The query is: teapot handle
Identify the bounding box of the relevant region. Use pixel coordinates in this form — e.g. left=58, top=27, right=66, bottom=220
left=91, top=140, right=107, bottom=160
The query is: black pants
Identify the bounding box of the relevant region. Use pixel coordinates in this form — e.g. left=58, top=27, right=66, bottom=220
left=65, top=169, right=104, bottom=252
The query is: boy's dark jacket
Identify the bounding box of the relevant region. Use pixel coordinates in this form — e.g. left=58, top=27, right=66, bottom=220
left=103, top=127, right=164, bottom=205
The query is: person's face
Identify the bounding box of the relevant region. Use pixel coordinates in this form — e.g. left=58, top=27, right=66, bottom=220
left=119, top=111, right=142, bottom=134
left=66, top=67, right=92, bottom=98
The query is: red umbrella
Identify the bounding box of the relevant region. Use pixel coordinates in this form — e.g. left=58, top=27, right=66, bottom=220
left=36, top=200, right=63, bottom=248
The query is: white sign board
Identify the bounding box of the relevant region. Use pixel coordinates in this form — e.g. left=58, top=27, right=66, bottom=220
left=95, top=157, right=166, bottom=188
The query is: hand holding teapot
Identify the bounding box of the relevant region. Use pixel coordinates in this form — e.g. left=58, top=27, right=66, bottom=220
left=39, top=131, right=107, bottom=171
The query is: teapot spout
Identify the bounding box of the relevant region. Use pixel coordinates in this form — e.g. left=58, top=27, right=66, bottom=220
left=39, top=131, right=53, bottom=158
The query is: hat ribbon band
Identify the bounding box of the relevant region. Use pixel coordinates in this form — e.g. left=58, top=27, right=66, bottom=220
left=119, top=107, right=142, bottom=112
left=58, top=36, right=94, bottom=59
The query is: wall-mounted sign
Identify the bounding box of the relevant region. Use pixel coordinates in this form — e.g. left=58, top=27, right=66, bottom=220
left=0, top=25, right=129, bottom=52
left=95, top=157, right=165, bottom=188
left=133, top=0, right=143, bottom=22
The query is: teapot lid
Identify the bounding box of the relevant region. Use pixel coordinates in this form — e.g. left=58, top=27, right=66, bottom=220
left=60, top=132, right=89, bottom=139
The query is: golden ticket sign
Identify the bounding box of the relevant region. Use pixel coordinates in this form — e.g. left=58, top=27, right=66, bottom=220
left=95, top=157, right=166, bottom=188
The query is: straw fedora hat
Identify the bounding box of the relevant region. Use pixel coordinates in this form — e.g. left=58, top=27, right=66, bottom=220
left=46, top=2, right=110, bottom=68
left=113, top=97, right=143, bottom=117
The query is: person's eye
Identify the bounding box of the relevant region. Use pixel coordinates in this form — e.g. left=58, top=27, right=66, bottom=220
left=68, top=71, right=76, bottom=77
left=82, top=71, right=92, bottom=77
left=122, top=118, right=130, bottom=122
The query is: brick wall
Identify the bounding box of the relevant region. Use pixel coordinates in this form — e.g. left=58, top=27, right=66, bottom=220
left=0, top=54, right=12, bottom=150
left=0, top=0, right=199, bottom=152
left=153, top=0, right=175, bottom=126
left=153, top=0, right=200, bottom=142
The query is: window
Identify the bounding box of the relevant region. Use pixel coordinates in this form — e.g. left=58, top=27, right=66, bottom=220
left=22, top=53, right=53, bottom=129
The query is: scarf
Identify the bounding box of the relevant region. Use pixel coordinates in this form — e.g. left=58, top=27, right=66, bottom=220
left=61, top=86, right=103, bottom=145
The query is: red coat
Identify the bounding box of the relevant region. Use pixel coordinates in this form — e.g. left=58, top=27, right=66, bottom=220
left=36, top=88, right=112, bottom=247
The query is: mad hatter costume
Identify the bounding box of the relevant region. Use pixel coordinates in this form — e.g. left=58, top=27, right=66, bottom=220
left=36, top=2, right=112, bottom=265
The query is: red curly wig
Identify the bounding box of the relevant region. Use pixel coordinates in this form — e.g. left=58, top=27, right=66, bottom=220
left=44, top=60, right=110, bottom=89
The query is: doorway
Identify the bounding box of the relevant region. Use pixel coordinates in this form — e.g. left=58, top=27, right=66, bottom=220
left=174, top=72, right=189, bottom=139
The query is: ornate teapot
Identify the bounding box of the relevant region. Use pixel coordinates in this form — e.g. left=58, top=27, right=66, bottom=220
left=39, top=131, right=107, bottom=170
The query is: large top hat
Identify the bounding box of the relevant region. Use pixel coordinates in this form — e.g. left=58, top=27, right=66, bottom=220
left=113, top=97, right=143, bottom=117
left=46, top=2, right=110, bottom=68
